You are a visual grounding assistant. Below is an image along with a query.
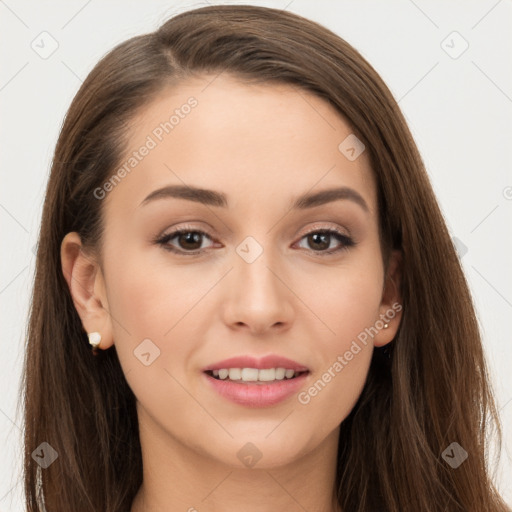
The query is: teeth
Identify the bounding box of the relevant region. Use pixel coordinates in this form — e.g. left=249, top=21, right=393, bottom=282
left=211, top=367, right=302, bottom=382
left=258, top=368, right=275, bottom=382
left=275, top=368, right=286, bottom=380
left=229, top=368, right=242, bottom=380
left=241, top=368, right=258, bottom=381
left=285, top=369, right=295, bottom=379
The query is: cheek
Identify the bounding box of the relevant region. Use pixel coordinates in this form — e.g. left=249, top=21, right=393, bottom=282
left=103, top=245, right=201, bottom=379
left=294, top=261, right=382, bottom=424
left=104, top=255, right=201, bottom=420
left=307, top=261, right=383, bottom=354
left=106, top=245, right=199, bottom=334
left=298, top=348, right=372, bottom=438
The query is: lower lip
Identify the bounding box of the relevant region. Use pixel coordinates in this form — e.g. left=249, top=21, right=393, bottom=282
left=203, top=372, right=309, bottom=407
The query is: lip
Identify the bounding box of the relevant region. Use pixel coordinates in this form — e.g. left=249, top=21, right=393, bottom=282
left=202, top=354, right=309, bottom=372
left=203, top=371, right=310, bottom=407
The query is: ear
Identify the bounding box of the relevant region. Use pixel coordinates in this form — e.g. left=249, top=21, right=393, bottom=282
left=60, top=232, right=114, bottom=350
left=373, top=249, right=403, bottom=348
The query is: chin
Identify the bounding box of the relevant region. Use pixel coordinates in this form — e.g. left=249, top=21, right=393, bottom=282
left=212, top=432, right=310, bottom=470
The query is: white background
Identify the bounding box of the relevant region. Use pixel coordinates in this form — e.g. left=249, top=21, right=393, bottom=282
left=1, top=0, right=511, bottom=509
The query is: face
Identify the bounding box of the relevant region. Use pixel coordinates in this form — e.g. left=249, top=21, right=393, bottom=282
left=63, top=74, right=401, bottom=470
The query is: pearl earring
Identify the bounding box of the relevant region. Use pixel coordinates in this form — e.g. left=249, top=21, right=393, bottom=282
left=383, top=323, right=389, bottom=329
left=88, top=332, right=101, bottom=349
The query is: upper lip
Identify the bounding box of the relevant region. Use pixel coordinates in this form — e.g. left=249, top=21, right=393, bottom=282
left=203, top=354, right=309, bottom=372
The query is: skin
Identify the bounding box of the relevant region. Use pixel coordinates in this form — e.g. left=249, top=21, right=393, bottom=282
left=61, top=74, right=402, bottom=512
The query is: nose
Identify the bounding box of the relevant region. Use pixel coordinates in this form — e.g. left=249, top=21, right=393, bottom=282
left=221, top=246, right=295, bottom=336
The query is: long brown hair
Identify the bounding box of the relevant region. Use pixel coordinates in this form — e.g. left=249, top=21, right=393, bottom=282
left=21, top=5, right=510, bottom=511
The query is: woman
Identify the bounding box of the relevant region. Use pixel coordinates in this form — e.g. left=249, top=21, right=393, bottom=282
left=22, top=4, right=510, bottom=511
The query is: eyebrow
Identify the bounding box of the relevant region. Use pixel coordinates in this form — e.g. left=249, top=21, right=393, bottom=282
left=139, top=184, right=369, bottom=213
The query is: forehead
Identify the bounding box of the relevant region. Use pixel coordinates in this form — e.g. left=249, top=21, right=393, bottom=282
left=103, top=74, right=377, bottom=217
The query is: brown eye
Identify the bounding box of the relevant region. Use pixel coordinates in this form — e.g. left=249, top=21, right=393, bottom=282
left=176, top=231, right=203, bottom=251
left=296, top=229, right=355, bottom=256
left=306, top=232, right=330, bottom=251
left=156, top=229, right=214, bottom=254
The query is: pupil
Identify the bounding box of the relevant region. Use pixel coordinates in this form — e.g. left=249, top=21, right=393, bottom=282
left=309, top=233, right=329, bottom=250
left=180, top=232, right=201, bottom=250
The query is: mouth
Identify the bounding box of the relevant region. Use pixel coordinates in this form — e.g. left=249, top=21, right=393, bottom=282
left=203, top=367, right=310, bottom=407
left=204, top=368, right=310, bottom=384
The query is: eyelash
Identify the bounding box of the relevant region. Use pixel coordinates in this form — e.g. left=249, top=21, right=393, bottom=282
left=153, top=224, right=356, bottom=257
